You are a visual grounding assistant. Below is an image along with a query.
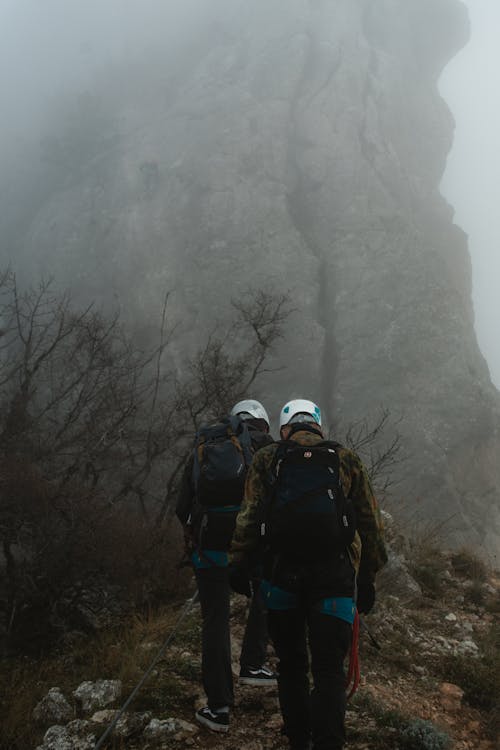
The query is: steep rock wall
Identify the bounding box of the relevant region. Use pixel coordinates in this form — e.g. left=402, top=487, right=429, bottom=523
left=3, top=0, right=500, bottom=557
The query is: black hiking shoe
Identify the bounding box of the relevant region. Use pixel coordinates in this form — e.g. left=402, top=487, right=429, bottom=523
left=195, top=706, right=230, bottom=732
left=239, top=665, right=278, bottom=686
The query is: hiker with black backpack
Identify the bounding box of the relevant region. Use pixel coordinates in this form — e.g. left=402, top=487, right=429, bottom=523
left=229, top=399, right=387, bottom=750
left=175, top=399, right=277, bottom=733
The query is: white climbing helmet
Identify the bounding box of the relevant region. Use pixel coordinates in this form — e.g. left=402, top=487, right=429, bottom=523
left=279, top=399, right=322, bottom=429
left=231, top=399, right=270, bottom=427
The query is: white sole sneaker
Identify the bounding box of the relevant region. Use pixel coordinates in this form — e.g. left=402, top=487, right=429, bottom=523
left=239, top=675, right=278, bottom=686
left=195, top=708, right=230, bottom=733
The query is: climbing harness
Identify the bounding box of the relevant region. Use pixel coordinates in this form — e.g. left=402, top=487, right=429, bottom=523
left=93, top=588, right=199, bottom=750
left=345, top=608, right=361, bottom=699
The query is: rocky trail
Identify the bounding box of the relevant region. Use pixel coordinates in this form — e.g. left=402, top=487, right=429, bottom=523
left=17, top=537, right=498, bottom=750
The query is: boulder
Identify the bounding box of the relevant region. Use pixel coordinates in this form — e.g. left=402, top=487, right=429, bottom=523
left=144, top=717, right=198, bottom=737
left=377, top=550, right=422, bottom=601
left=36, top=720, right=95, bottom=750
left=73, top=680, right=122, bottom=714
left=33, top=688, right=73, bottom=726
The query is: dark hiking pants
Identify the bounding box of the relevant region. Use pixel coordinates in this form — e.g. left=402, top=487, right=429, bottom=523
left=268, top=606, right=351, bottom=750
left=195, top=567, right=268, bottom=710
left=240, top=578, right=268, bottom=669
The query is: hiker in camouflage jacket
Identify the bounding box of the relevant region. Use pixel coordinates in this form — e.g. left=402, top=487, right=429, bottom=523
left=229, top=399, right=387, bottom=750
left=231, top=427, right=387, bottom=588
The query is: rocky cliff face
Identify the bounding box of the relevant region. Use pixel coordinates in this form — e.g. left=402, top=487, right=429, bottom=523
left=2, top=0, right=500, bottom=557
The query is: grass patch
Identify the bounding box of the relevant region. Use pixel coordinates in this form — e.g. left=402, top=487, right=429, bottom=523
left=169, top=656, right=201, bottom=682
left=352, top=694, right=451, bottom=750
left=408, top=540, right=447, bottom=599
left=450, top=548, right=487, bottom=582
left=0, top=601, right=201, bottom=750
left=171, top=607, right=202, bottom=652
left=439, top=622, right=499, bottom=740
left=353, top=691, right=406, bottom=729
left=464, top=580, right=485, bottom=608
left=485, top=589, right=500, bottom=615
left=0, top=659, right=47, bottom=750
left=350, top=691, right=405, bottom=748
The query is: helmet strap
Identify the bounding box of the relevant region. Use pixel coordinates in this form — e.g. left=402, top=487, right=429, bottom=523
left=285, top=422, right=323, bottom=439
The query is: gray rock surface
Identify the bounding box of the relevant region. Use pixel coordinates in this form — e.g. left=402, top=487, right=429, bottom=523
left=1, top=0, right=499, bottom=555
left=113, top=712, right=154, bottom=738
left=73, top=679, right=122, bottom=714
left=33, top=688, right=73, bottom=726
left=36, top=720, right=96, bottom=750
left=377, top=551, right=422, bottom=602
left=144, top=717, right=198, bottom=737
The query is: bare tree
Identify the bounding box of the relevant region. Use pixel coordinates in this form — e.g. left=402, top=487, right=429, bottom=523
left=0, top=272, right=291, bottom=650
left=155, top=287, right=292, bottom=522
left=334, top=408, right=405, bottom=501
left=0, top=271, right=174, bottom=502
left=0, top=271, right=181, bottom=646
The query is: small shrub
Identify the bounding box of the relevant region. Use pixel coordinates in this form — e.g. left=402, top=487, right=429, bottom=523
left=409, top=540, right=446, bottom=597
left=440, top=623, right=500, bottom=712
left=464, top=580, right=485, bottom=608
left=450, top=548, right=487, bottom=582
left=485, top=590, right=500, bottom=615
left=349, top=692, right=404, bottom=749
left=171, top=657, right=201, bottom=682
left=411, top=562, right=443, bottom=597
left=174, top=609, right=202, bottom=651
left=400, top=719, right=450, bottom=750
left=352, top=691, right=405, bottom=729
left=485, top=704, right=500, bottom=745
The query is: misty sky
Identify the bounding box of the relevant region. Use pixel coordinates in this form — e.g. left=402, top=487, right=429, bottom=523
left=440, top=0, right=500, bottom=389
left=0, top=0, right=499, bottom=388
left=0, top=0, right=205, bottom=141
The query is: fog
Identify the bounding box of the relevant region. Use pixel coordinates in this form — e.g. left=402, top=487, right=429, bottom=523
left=0, top=0, right=211, bottom=146
left=1, top=0, right=499, bottom=388
left=440, top=0, right=500, bottom=389
left=1, top=0, right=500, bottom=558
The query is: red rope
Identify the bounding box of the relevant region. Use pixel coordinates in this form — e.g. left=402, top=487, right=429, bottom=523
left=345, top=609, right=361, bottom=699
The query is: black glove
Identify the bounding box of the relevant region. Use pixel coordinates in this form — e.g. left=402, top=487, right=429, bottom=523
left=229, top=564, right=252, bottom=598
left=357, top=581, right=376, bottom=614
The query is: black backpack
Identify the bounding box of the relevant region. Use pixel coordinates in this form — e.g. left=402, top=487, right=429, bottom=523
left=264, top=440, right=356, bottom=562
left=192, top=415, right=253, bottom=507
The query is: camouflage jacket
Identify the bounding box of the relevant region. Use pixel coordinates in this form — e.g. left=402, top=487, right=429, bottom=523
left=230, top=429, right=388, bottom=583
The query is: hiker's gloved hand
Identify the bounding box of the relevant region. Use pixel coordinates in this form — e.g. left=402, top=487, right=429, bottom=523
left=229, top=564, right=252, bottom=598
left=357, top=581, right=376, bottom=614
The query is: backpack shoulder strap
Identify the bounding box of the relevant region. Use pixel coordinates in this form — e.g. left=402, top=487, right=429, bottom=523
left=268, top=439, right=293, bottom=484
left=258, top=442, right=288, bottom=541
left=229, top=414, right=253, bottom=466
left=319, top=439, right=343, bottom=451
